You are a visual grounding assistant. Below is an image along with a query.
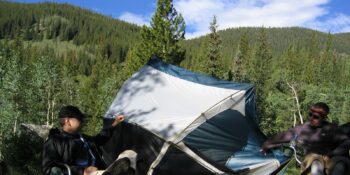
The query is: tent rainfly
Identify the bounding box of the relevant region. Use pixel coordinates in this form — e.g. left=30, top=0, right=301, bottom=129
left=102, top=58, right=290, bottom=175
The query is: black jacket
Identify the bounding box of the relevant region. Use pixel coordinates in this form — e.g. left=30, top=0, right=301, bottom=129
left=42, top=126, right=115, bottom=175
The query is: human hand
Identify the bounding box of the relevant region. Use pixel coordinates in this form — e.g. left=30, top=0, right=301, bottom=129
left=112, top=114, right=125, bottom=127
left=84, top=166, right=98, bottom=175
left=323, top=155, right=331, bottom=162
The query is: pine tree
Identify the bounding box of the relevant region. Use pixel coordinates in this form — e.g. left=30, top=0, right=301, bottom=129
left=319, top=33, right=335, bottom=86
left=78, top=53, right=115, bottom=134
left=251, top=27, right=273, bottom=132
left=138, top=0, right=185, bottom=64
left=303, top=32, right=320, bottom=84
left=234, top=30, right=251, bottom=82
left=206, top=15, right=225, bottom=79
left=251, top=27, right=272, bottom=92
left=60, top=51, right=79, bottom=104
left=122, top=43, right=146, bottom=78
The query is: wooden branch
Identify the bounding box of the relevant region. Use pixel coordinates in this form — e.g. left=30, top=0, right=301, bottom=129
left=46, top=88, right=51, bottom=126
left=13, top=103, right=18, bottom=134
left=0, top=128, right=2, bottom=159
left=287, top=82, right=304, bottom=124
left=51, top=98, right=55, bottom=126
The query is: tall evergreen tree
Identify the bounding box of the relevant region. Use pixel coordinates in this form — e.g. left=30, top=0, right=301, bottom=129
left=121, top=0, right=186, bottom=82
left=233, top=30, right=251, bottom=82
left=60, top=53, right=79, bottom=105
left=303, top=32, right=320, bottom=84
left=251, top=27, right=273, bottom=132
left=77, top=54, right=115, bottom=134
left=205, top=15, right=225, bottom=79
left=138, top=0, right=185, bottom=64
left=122, top=43, right=146, bottom=78
left=319, top=33, right=335, bottom=86
left=252, top=27, right=273, bottom=90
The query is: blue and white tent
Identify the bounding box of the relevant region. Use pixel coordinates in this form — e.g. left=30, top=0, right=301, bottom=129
left=102, top=58, right=290, bottom=175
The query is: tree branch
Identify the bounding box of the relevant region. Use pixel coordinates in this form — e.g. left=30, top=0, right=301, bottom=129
left=287, top=82, right=303, bottom=124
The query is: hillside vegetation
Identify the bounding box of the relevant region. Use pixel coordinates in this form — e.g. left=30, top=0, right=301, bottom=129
left=182, top=27, right=350, bottom=70
left=0, top=1, right=140, bottom=64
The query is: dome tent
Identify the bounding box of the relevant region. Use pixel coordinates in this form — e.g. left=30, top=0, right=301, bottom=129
left=102, top=58, right=290, bottom=175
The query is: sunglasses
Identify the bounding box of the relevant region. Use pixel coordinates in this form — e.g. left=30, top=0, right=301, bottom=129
left=308, top=112, right=323, bottom=119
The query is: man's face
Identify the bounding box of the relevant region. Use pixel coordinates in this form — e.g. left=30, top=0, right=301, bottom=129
left=65, top=117, right=82, bottom=133
left=308, top=108, right=326, bottom=127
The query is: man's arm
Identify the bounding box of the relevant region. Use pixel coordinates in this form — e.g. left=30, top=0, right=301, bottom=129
left=92, top=115, right=125, bottom=146
left=262, top=127, right=298, bottom=151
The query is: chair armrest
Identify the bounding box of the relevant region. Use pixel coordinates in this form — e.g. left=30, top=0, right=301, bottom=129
left=50, top=162, right=71, bottom=175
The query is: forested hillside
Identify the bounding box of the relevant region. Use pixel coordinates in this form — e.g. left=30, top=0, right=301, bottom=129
left=182, top=27, right=350, bottom=70
left=0, top=1, right=140, bottom=63
left=0, top=1, right=349, bottom=174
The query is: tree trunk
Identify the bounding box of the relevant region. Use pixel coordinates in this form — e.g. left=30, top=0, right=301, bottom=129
left=0, top=128, right=3, bottom=159
left=46, top=88, right=51, bottom=126
left=51, top=98, right=55, bottom=126
left=13, top=103, right=19, bottom=134
left=287, top=82, right=303, bottom=124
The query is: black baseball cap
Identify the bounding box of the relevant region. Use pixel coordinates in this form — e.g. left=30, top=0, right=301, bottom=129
left=58, top=105, right=85, bottom=121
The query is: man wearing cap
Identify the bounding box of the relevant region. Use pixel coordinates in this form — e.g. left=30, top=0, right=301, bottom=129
left=261, top=102, right=350, bottom=175
left=42, top=105, right=126, bottom=175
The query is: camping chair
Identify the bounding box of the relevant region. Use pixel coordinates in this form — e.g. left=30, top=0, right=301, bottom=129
left=284, top=134, right=302, bottom=165
left=273, top=135, right=302, bottom=175
left=49, top=162, right=71, bottom=175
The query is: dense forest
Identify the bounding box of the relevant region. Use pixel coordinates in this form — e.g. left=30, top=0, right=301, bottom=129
left=0, top=0, right=349, bottom=174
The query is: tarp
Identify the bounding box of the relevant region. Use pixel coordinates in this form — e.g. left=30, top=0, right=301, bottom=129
left=102, top=58, right=290, bottom=175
